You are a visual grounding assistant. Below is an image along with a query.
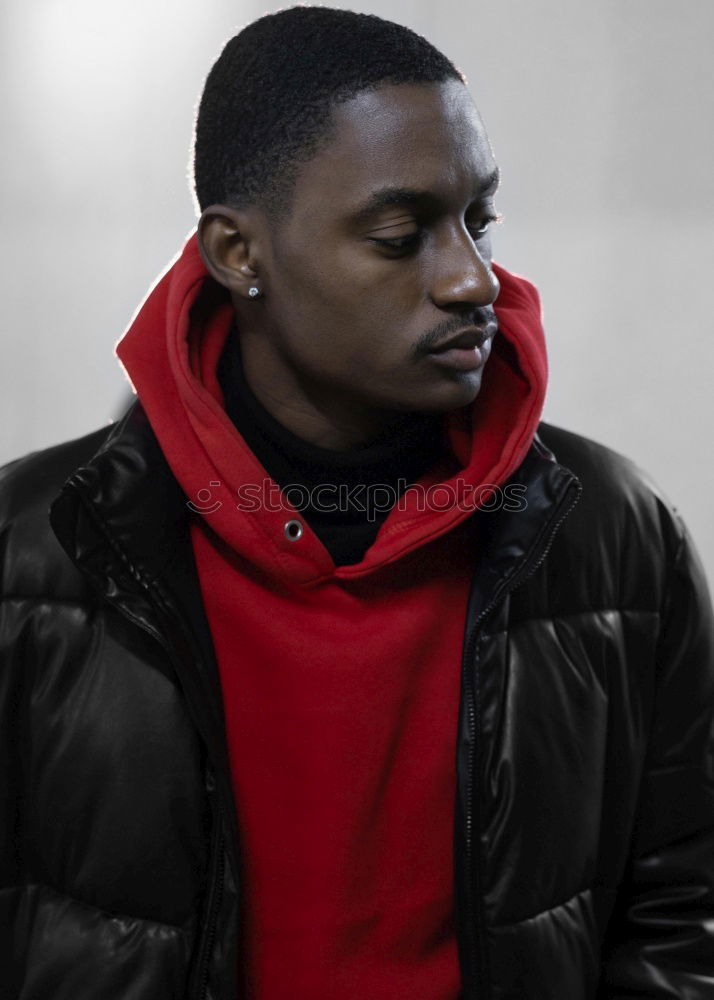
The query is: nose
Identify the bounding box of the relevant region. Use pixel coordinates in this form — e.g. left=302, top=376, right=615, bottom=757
left=429, top=226, right=500, bottom=309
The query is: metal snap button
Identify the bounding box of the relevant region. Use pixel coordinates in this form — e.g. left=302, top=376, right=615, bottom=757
left=284, top=519, right=303, bottom=542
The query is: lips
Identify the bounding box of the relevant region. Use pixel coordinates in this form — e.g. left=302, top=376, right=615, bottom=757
left=428, top=325, right=494, bottom=354
left=426, top=327, right=495, bottom=373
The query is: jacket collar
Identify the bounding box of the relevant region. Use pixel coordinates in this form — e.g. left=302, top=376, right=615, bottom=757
left=467, top=431, right=581, bottom=622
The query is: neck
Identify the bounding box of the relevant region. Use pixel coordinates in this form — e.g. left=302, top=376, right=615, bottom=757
left=241, top=354, right=426, bottom=453
left=251, top=386, right=419, bottom=450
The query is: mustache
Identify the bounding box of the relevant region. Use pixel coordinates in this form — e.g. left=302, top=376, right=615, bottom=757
left=414, top=307, right=498, bottom=356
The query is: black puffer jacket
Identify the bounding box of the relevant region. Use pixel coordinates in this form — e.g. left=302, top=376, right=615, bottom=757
left=1, top=402, right=713, bottom=1000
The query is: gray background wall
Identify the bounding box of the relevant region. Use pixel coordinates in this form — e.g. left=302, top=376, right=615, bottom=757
left=2, top=1, right=713, bottom=583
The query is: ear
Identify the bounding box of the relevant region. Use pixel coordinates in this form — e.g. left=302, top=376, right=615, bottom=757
left=197, top=205, right=264, bottom=301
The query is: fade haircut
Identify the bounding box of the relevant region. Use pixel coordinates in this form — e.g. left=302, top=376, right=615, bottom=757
left=193, top=6, right=463, bottom=221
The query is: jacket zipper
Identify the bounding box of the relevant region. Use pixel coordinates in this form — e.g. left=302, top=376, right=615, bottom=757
left=132, top=606, right=231, bottom=998
left=132, top=623, right=231, bottom=998
left=461, top=476, right=582, bottom=998
left=193, top=806, right=226, bottom=1000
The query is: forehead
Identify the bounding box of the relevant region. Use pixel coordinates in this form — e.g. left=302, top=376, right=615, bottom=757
left=287, top=80, right=496, bottom=225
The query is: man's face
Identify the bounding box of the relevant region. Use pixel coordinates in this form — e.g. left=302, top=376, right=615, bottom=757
left=250, top=80, right=501, bottom=420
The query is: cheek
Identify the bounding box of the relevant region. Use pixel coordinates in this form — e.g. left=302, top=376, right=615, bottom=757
left=269, top=243, right=424, bottom=368
left=271, top=243, right=361, bottom=321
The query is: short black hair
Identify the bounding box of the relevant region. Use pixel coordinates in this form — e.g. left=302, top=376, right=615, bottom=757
left=193, top=6, right=463, bottom=221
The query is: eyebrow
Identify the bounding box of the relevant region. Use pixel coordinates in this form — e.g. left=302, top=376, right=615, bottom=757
left=350, top=166, right=501, bottom=224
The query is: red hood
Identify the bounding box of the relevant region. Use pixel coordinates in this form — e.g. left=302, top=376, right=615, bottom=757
left=116, top=232, right=547, bottom=586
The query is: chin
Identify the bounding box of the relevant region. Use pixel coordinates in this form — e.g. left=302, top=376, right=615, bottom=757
left=406, top=370, right=484, bottom=413
left=362, top=368, right=484, bottom=416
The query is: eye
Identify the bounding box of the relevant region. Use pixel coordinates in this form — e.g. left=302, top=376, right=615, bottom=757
left=467, top=212, right=503, bottom=240
left=369, top=231, right=423, bottom=254
left=368, top=211, right=503, bottom=256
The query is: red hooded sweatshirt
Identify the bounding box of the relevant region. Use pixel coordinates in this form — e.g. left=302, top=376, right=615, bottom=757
left=116, top=233, right=547, bottom=999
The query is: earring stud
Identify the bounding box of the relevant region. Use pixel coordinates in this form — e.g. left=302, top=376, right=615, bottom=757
left=248, top=286, right=261, bottom=299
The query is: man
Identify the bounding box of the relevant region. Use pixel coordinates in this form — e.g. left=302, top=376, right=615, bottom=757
left=1, top=6, right=713, bottom=999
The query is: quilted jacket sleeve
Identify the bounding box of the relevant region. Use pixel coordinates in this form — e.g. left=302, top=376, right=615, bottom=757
left=599, top=515, right=714, bottom=997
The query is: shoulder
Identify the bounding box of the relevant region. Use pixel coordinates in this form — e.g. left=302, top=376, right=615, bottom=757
left=537, top=420, right=685, bottom=552
left=0, top=424, right=115, bottom=600
left=538, top=421, right=664, bottom=501
left=531, top=422, right=696, bottom=614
